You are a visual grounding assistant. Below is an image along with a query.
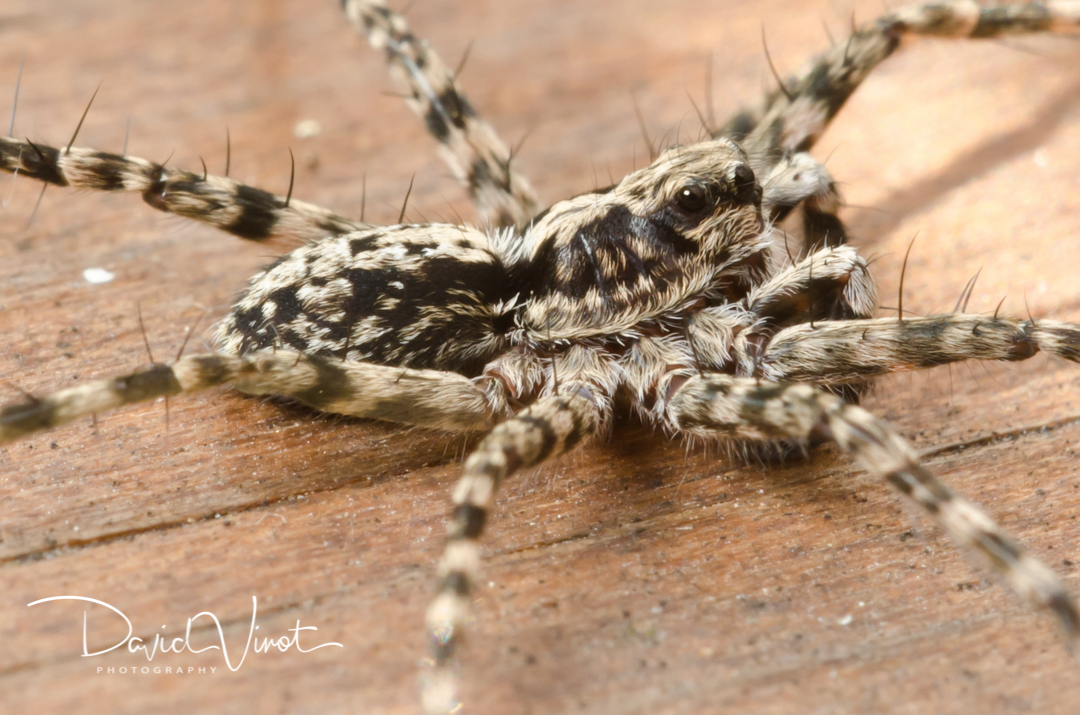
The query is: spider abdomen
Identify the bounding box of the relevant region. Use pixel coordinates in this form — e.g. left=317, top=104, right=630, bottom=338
left=216, top=224, right=520, bottom=375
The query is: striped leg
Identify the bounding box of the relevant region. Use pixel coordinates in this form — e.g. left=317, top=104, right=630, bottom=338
left=757, top=315, right=1080, bottom=386
left=720, top=1, right=1080, bottom=167
left=667, top=375, right=1080, bottom=646
left=0, top=138, right=366, bottom=243
left=341, top=0, right=541, bottom=230
left=0, top=350, right=496, bottom=444
left=423, top=390, right=600, bottom=715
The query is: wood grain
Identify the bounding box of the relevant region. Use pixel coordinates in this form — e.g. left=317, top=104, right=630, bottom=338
left=2, top=1, right=1080, bottom=713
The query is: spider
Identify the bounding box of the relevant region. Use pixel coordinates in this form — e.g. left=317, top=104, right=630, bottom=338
left=4, top=1, right=1080, bottom=713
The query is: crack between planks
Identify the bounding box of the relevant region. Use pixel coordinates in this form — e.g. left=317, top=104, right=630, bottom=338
left=917, top=412, right=1080, bottom=461
left=0, top=460, right=453, bottom=566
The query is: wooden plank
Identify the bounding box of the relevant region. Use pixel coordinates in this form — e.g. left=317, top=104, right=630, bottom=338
left=2, top=1, right=1080, bottom=713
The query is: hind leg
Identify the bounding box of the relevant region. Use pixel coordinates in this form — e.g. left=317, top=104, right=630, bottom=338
left=0, top=350, right=501, bottom=443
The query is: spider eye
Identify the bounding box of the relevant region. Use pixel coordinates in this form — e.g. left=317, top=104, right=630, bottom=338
left=732, top=163, right=758, bottom=204
left=674, top=184, right=709, bottom=214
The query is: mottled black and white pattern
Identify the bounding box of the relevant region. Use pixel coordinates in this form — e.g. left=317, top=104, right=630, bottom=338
left=217, top=224, right=519, bottom=374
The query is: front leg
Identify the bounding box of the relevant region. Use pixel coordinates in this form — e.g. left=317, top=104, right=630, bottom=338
left=666, top=374, right=1080, bottom=647
left=757, top=314, right=1080, bottom=386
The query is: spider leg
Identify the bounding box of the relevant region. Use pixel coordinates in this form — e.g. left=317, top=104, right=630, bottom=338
left=0, top=350, right=497, bottom=444
left=757, top=314, right=1080, bottom=386
left=0, top=138, right=366, bottom=243
left=341, top=0, right=541, bottom=230
left=682, top=246, right=878, bottom=393
left=745, top=244, right=876, bottom=321
left=762, top=152, right=847, bottom=251
left=422, top=389, right=600, bottom=715
left=735, top=244, right=879, bottom=403
left=666, top=374, right=1080, bottom=646
left=720, top=1, right=1080, bottom=168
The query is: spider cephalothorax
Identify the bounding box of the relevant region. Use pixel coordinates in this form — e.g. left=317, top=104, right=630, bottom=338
left=3, top=2, right=1080, bottom=714
left=519, top=140, right=768, bottom=339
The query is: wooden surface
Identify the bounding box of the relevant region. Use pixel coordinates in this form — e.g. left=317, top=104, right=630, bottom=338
left=2, top=1, right=1080, bottom=713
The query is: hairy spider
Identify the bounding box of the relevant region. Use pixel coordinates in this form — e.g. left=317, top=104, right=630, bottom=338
left=4, top=1, right=1080, bottom=713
